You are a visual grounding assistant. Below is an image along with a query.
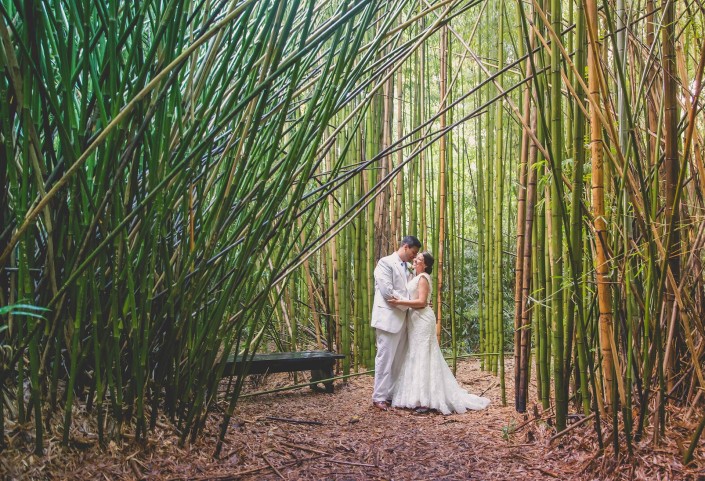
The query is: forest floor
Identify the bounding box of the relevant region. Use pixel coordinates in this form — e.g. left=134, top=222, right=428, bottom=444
left=4, top=358, right=705, bottom=480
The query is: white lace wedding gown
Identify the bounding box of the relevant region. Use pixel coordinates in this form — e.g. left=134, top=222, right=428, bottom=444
left=391, top=273, right=490, bottom=415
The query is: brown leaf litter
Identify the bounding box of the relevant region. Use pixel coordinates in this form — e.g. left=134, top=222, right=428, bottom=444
left=2, top=359, right=705, bottom=480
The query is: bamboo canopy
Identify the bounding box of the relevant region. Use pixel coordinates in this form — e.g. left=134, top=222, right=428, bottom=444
left=2, top=0, right=705, bottom=464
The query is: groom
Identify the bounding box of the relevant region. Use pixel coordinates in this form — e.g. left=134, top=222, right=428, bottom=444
left=371, top=235, right=422, bottom=411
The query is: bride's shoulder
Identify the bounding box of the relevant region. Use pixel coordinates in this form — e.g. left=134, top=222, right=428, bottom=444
left=418, top=273, right=432, bottom=283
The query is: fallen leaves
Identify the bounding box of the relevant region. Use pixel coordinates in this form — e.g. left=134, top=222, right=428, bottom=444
left=2, top=359, right=705, bottom=480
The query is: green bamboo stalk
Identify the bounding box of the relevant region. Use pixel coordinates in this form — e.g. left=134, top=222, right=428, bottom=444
left=486, top=24, right=495, bottom=373
left=568, top=0, right=590, bottom=417
left=436, top=20, right=448, bottom=344
left=548, top=0, right=566, bottom=433
left=494, top=0, right=506, bottom=405
left=476, top=24, right=486, bottom=370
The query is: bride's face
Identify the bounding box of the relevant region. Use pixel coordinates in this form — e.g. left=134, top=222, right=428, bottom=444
left=412, top=253, right=425, bottom=274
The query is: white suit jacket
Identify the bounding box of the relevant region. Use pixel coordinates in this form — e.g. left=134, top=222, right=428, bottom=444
left=371, top=252, right=412, bottom=333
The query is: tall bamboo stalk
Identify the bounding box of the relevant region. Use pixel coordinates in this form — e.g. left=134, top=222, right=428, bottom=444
left=549, top=0, right=565, bottom=431
left=587, top=0, right=614, bottom=412
left=569, top=0, right=590, bottom=416
left=436, top=22, right=448, bottom=344
left=494, top=0, right=506, bottom=405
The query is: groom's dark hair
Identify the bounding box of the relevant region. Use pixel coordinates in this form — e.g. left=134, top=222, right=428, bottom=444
left=400, top=235, right=422, bottom=249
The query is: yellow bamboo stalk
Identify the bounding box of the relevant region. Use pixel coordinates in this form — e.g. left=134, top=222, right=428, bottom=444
left=587, top=0, right=613, bottom=411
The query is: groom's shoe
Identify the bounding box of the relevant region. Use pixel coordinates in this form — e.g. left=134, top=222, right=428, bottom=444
left=373, top=401, right=389, bottom=411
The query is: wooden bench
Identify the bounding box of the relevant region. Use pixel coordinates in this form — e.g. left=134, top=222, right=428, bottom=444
left=226, top=350, right=345, bottom=393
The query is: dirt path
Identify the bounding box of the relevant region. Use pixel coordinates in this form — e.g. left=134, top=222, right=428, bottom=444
left=217, top=359, right=559, bottom=481
left=5, top=358, right=702, bottom=480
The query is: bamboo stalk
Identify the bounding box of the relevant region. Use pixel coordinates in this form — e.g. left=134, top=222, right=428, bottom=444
left=436, top=21, right=448, bottom=344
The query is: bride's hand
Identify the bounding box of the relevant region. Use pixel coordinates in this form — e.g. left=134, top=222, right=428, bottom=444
left=387, top=297, right=400, bottom=305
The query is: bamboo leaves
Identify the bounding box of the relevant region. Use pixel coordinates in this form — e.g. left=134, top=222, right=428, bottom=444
left=0, top=0, right=442, bottom=449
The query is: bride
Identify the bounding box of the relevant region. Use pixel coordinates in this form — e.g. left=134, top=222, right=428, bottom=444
left=388, top=252, right=490, bottom=415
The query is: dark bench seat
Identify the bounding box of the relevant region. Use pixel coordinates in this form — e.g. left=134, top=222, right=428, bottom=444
left=226, top=350, right=345, bottom=393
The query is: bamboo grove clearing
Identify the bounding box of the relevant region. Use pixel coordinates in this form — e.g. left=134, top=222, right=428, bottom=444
left=2, top=0, right=705, bottom=475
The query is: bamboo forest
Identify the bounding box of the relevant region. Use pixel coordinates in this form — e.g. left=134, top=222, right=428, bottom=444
left=2, top=0, right=705, bottom=479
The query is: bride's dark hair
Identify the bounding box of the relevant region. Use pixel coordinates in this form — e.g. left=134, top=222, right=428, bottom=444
left=422, top=251, right=434, bottom=275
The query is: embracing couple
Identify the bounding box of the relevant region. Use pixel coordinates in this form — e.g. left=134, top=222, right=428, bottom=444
left=371, top=236, right=490, bottom=415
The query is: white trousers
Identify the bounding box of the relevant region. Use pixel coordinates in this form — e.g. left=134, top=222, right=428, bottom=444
left=372, top=324, right=408, bottom=402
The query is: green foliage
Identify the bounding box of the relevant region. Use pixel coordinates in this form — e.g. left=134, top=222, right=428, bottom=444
left=501, top=420, right=517, bottom=440
left=0, top=303, right=49, bottom=321
left=0, top=0, right=442, bottom=451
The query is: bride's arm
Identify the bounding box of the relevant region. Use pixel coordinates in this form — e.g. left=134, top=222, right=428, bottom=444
left=388, top=276, right=429, bottom=309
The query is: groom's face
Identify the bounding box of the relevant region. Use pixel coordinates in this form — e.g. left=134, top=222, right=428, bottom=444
left=402, top=244, right=419, bottom=262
